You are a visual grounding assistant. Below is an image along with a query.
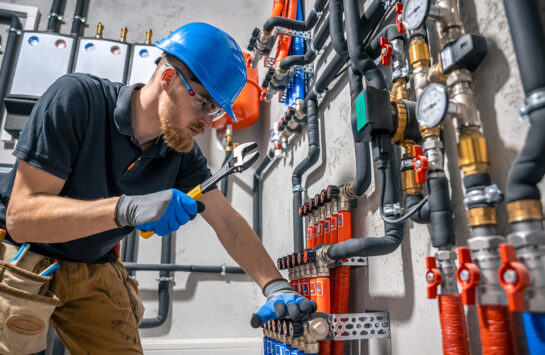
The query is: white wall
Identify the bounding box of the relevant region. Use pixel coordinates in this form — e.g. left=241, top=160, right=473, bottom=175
left=1, top=0, right=545, bottom=354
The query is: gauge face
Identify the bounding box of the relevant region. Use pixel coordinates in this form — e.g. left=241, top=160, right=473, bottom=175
left=403, top=0, right=430, bottom=31
left=416, top=84, right=449, bottom=128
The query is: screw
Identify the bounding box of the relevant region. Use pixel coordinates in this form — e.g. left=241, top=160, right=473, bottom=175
left=503, top=269, right=518, bottom=284
left=460, top=269, right=470, bottom=282
left=426, top=272, right=435, bottom=282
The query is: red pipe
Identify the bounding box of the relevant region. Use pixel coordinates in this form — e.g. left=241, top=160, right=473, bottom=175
left=438, top=294, right=470, bottom=355
left=269, top=0, right=285, bottom=18
left=477, top=305, right=520, bottom=355
left=332, top=209, right=351, bottom=355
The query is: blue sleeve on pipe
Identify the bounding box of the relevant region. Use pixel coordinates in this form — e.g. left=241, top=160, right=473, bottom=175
left=523, top=312, right=545, bottom=355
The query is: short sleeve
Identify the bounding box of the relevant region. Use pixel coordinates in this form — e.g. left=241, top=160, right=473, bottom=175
left=14, top=75, right=89, bottom=180
left=174, top=143, right=216, bottom=193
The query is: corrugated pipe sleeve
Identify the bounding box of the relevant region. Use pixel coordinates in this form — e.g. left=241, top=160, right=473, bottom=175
left=47, top=0, right=65, bottom=33
left=263, top=0, right=327, bottom=32
left=253, top=150, right=275, bottom=240
left=292, top=99, right=320, bottom=251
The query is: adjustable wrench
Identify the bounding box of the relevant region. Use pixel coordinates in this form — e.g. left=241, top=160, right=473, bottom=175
left=140, top=142, right=259, bottom=238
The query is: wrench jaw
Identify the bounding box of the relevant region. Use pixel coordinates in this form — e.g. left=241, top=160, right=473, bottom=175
left=239, top=151, right=259, bottom=172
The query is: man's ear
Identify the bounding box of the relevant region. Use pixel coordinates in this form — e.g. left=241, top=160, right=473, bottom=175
left=160, top=67, right=176, bottom=92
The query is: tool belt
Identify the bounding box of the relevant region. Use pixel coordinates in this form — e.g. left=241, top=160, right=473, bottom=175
left=0, top=241, right=60, bottom=355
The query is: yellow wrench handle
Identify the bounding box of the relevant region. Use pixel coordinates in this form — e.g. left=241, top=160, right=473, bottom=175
left=139, top=185, right=203, bottom=239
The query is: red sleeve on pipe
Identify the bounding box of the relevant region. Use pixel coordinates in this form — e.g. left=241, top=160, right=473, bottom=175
left=269, top=0, right=285, bottom=18
left=318, top=220, right=325, bottom=245
left=324, top=217, right=331, bottom=244
left=330, top=215, right=338, bottom=244
left=437, top=294, right=470, bottom=355
left=273, top=0, right=298, bottom=65
left=477, top=305, right=520, bottom=355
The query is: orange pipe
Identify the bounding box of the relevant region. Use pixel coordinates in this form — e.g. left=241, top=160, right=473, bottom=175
left=269, top=0, right=285, bottom=18
left=273, top=0, right=298, bottom=65
left=477, top=305, right=520, bottom=355
left=317, top=219, right=325, bottom=245
left=332, top=209, right=351, bottom=355
left=330, top=214, right=338, bottom=244
left=438, top=294, right=470, bottom=355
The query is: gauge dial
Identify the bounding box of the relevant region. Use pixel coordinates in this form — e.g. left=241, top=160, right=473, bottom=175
left=416, top=84, right=449, bottom=128
left=402, top=0, right=431, bottom=31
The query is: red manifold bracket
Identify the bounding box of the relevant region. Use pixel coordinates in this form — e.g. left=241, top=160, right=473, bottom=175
left=380, top=37, right=393, bottom=66
left=395, top=3, right=406, bottom=34
left=426, top=256, right=442, bottom=299
left=498, top=243, right=530, bottom=312
left=456, top=247, right=481, bottom=305
left=412, top=145, right=428, bottom=184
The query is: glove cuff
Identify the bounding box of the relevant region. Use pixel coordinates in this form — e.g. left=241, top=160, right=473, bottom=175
left=115, top=195, right=129, bottom=227
left=262, top=278, right=291, bottom=297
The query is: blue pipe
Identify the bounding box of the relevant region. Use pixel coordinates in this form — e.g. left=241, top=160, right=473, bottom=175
left=523, top=312, right=545, bottom=354
left=286, top=0, right=306, bottom=108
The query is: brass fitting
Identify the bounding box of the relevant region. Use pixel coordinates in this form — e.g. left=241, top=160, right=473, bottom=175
left=392, top=101, right=408, bottom=144
left=507, top=200, right=544, bottom=223
left=145, top=29, right=152, bottom=44
left=409, top=38, right=430, bottom=69
left=419, top=125, right=441, bottom=139
left=457, top=128, right=489, bottom=176
left=431, top=62, right=448, bottom=83
left=120, top=27, right=128, bottom=42
left=401, top=142, right=422, bottom=194
left=466, top=207, right=497, bottom=227
left=390, top=78, right=409, bottom=103
left=96, top=23, right=104, bottom=39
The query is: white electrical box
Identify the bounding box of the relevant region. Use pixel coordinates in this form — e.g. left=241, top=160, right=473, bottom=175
left=73, top=38, right=130, bottom=83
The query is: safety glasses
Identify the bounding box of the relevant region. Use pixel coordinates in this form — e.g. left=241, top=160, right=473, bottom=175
left=165, top=62, right=226, bottom=121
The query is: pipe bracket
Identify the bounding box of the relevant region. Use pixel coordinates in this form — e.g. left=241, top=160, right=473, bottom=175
left=518, top=88, right=545, bottom=120
left=292, top=184, right=305, bottom=192
left=276, top=27, right=312, bottom=40
left=73, top=15, right=86, bottom=23
left=463, top=184, right=503, bottom=208
left=327, top=312, right=390, bottom=340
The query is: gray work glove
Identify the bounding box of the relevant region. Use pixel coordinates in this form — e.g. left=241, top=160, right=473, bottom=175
left=250, top=279, right=316, bottom=328
left=116, top=189, right=204, bottom=236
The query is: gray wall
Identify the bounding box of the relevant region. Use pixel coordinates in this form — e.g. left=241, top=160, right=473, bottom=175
left=1, top=0, right=545, bottom=354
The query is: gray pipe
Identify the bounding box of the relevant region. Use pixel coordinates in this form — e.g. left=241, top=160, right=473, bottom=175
left=253, top=150, right=275, bottom=240
left=292, top=99, right=319, bottom=252
left=0, top=12, right=22, bottom=123
left=124, top=263, right=245, bottom=274
left=70, top=0, right=87, bottom=36
left=47, top=0, right=65, bottom=33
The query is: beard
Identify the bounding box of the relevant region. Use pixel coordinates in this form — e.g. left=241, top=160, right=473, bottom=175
left=158, top=101, right=203, bottom=153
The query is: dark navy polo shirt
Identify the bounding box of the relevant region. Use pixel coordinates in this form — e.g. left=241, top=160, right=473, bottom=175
left=0, top=73, right=213, bottom=263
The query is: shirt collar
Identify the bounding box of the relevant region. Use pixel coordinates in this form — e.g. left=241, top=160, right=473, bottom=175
left=114, top=83, right=169, bottom=158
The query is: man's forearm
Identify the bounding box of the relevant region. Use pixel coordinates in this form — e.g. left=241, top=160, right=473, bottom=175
left=214, top=213, right=283, bottom=289
left=7, top=194, right=120, bottom=243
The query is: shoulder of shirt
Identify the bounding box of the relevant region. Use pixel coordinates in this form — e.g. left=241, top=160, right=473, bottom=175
left=53, top=73, right=124, bottom=94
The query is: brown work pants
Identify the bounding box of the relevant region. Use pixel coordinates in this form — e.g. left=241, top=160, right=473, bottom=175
left=1, top=243, right=145, bottom=354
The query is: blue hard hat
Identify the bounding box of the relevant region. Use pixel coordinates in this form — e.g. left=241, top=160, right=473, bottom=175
left=155, top=23, right=246, bottom=122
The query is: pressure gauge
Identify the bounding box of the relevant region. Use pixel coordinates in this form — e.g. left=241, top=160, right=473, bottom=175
left=416, top=84, right=450, bottom=128
left=402, top=0, right=431, bottom=31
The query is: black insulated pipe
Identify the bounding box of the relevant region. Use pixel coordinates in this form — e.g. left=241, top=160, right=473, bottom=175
left=327, top=154, right=403, bottom=260
left=70, top=0, right=87, bottom=36
left=304, top=54, right=346, bottom=105
left=360, top=0, right=388, bottom=45
left=503, top=0, right=545, bottom=202
left=343, top=0, right=387, bottom=89
left=279, top=14, right=330, bottom=70
left=0, top=11, right=22, bottom=120
left=47, top=0, right=65, bottom=33
left=292, top=99, right=319, bottom=252
left=263, top=0, right=328, bottom=32
left=220, top=150, right=232, bottom=197
left=253, top=150, right=275, bottom=240
left=405, top=193, right=430, bottom=224
left=502, top=0, right=545, bottom=96
left=124, top=263, right=245, bottom=274
left=428, top=177, right=456, bottom=248
left=329, top=0, right=349, bottom=60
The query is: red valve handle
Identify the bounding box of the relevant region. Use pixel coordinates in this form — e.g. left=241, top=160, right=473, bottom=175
left=498, top=243, right=530, bottom=312
left=426, top=256, right=442, bottom=299
left=380, top=37, right=393, bottom=66
left=412, top=145, right=428, bottom=184
left=395, top=3, right=406, bottom=34
left=456, top=247, right=481, bottom=305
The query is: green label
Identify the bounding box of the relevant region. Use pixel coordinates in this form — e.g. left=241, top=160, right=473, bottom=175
left=355, top=92, right=367, bottom=131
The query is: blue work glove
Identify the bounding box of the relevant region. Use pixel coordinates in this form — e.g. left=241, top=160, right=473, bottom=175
left=116, top=189, right=204, bottom=236
left=250, top=279, right=316, bottom=328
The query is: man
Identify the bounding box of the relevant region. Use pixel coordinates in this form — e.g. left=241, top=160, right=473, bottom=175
left=0, top=23, right=312, bottom=354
